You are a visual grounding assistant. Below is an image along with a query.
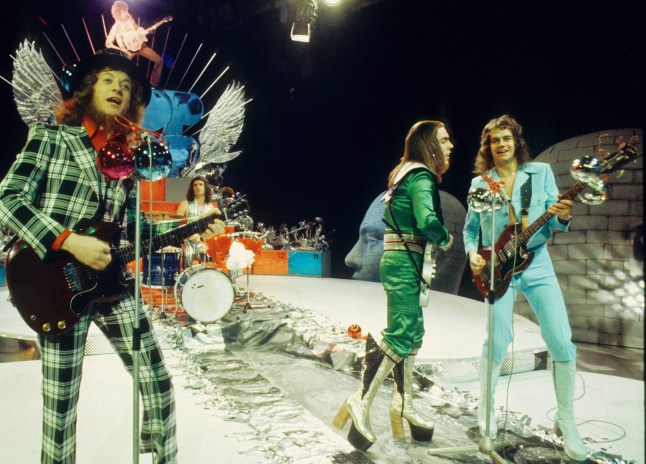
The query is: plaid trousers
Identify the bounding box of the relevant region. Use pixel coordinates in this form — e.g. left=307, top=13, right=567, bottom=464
left=38, top=293, right=177, bottom=464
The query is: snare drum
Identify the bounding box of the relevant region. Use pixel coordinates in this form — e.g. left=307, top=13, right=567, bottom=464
left=174, top=265, right=235, bottom=323
left=143, top=250, right=181, bottom=287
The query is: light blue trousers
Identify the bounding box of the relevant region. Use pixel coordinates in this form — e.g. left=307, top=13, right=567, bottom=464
left=483, top=245, right=577, bottom=364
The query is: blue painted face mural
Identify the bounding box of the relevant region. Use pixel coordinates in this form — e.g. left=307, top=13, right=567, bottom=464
left=345, top=192, right=386, bottom=282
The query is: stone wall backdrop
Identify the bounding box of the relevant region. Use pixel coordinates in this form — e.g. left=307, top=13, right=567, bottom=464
left=514, top=129, right=643, bottom=349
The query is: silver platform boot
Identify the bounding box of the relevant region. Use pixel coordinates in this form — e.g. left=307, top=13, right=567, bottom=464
left=333, top=334, right=399, bottom=451
left=390, top=353, right=434, bottom=442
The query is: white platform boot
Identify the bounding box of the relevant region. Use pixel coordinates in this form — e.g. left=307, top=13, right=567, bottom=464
left=553, top=361, right=588, bottom=461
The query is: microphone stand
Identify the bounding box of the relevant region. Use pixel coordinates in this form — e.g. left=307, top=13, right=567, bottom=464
left=132, top=177, right=142, bottom=464
left=131, top=134, right=156, bottom=464
left=428, top=188, right=506, bottom=463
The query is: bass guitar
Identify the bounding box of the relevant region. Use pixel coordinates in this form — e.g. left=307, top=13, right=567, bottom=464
left=122, top=16, right=173, bottom=53
left=472, top=144, right=640, bottom=301
left=418, top=242, right=437, bottom=307
left=6, top=209, right=220, bottom=336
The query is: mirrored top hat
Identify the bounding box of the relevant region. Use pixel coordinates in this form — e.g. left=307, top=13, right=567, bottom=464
left=61, top=49, right=151, bottom=105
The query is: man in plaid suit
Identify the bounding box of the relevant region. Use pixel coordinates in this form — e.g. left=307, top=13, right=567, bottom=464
left=0, top=51, right=179, bottom=463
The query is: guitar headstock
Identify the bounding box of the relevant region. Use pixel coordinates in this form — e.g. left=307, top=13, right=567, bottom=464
left=570, top=144, right=641, bottom=205
left=599, top=144, right=641, bottom=175
left=223, top=197, right=248, bottom=221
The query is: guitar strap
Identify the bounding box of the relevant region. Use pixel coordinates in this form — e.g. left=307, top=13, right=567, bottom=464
left=493, top=171, right=532, bottom=230
left=383, top=203, right=429, bottom=291
left=91, top=178, right=134, bottom=245
left=116, top=178, right=135, bottom=227
left=519, top=174, right=532, bottom=231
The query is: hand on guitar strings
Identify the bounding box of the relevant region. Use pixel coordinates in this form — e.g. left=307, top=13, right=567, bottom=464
left=469, top=250, right=486, bottom=275
left=207, top=219, right=226, bottom=236
left=61, top=233, right=112, bottom=270
left=194, top=219, right=226, bottom=241
left=547, top=195, right=574, bottom=221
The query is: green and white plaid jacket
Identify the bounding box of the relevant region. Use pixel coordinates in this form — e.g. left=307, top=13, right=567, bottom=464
left=0, top=123, right=134, bottom=260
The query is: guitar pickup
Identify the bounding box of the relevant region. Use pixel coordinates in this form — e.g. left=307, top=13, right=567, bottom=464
left=63, top=262, right=84, bottom=292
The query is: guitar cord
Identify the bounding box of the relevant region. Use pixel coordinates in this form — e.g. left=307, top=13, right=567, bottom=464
left=498, top=235, right=566, bottom=461
left=497, top=237, right=628, bottom=457
left=498, top=232, right=518, bottom=444
left=543, top=373, right=628, bottom=445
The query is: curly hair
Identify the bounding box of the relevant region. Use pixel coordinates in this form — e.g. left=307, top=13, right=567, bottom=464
left=111, top=0, right=129, bottom=17
left=388, top=120, right=448, bottom=186
left=473, top=114, right=531, bottom=174
left=186, top=176, right=214, bottom=202
left=53, top=67, right=146, bottom=129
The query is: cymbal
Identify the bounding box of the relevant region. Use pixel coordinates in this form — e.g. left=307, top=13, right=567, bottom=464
left=144, top=211, right=184, bottom=221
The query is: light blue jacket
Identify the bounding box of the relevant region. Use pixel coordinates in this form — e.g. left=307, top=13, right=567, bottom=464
left=463, top=162, right=570, bottom=254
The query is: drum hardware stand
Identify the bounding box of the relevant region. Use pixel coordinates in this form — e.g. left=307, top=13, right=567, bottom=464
left=160, top=250, right=167, bottom=312
left=428, top=186, right=507, bottom=464
left=158, top=249, right=174, bottom=314
left=242, top=269, right=252, bottom=312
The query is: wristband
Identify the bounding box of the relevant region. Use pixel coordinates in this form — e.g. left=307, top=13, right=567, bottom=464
left=52, top=229, right=73, bottom=251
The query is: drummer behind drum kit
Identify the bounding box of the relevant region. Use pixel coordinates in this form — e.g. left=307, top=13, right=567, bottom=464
left=138, top=184, right=332, bottom=324
left=140, top=193, right=258, bottom=325
left=140, top=225, right=238, bottom=323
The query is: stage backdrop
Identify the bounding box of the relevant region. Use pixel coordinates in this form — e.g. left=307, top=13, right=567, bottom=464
left=517, top=129, right=643, bottom=349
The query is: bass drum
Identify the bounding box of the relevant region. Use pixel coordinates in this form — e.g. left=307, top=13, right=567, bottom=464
left=174, top=265, right=235, bottom=323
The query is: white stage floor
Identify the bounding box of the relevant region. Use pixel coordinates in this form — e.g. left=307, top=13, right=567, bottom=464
left=0, top=276, right=643, bottom=463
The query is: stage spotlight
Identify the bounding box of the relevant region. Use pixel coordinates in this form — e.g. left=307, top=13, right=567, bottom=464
left=322, top=0, right=342, bottom=5
left=290, top=21, right=311, bottom=43
left=291, top=0, right=318, bottom=43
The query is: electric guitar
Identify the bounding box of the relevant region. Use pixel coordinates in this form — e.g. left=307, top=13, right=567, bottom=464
left=472, top=144, right=640, bottom=301
left=6, top=209, right=220, bottom=336
left=122, top=16, right=173, bottom=53
left=418, top=242, right=436, bottom=307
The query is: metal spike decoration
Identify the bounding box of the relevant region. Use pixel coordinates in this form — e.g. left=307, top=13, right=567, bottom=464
left=6, top=32, right=248, bottom=177
left=182, top=81, right=246, bottom=176
left=11, top=40, right=63, bottom=126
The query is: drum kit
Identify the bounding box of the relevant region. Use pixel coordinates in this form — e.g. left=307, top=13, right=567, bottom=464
left=140, top=211, right=264, bottom=324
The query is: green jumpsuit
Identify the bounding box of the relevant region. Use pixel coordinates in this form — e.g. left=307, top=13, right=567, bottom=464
left=380, top=167, right=451, bottom=358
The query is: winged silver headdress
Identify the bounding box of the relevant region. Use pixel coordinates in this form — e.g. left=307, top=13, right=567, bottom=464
left=182, top=81, right=247, bottom=176
left=10, top=40, right=63, bottom=126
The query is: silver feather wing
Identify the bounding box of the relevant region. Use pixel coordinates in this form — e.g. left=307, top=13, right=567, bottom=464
left=11, top=40, right=63, bottom=126
left=184, top=81, right=246, bottom=176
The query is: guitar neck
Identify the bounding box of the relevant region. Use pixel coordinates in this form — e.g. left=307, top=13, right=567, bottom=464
left=516, top=181, right=584, bottom=245
left=112, top=211, right=219, bottom=266
left=147, top=17, right=171, bottom=33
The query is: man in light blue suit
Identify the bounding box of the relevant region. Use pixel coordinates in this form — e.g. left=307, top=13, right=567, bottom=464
left=463, top=115, right=586, bottom=461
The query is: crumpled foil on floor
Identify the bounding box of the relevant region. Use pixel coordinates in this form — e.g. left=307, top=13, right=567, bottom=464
left=151, top=292, right=635, bottom=464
